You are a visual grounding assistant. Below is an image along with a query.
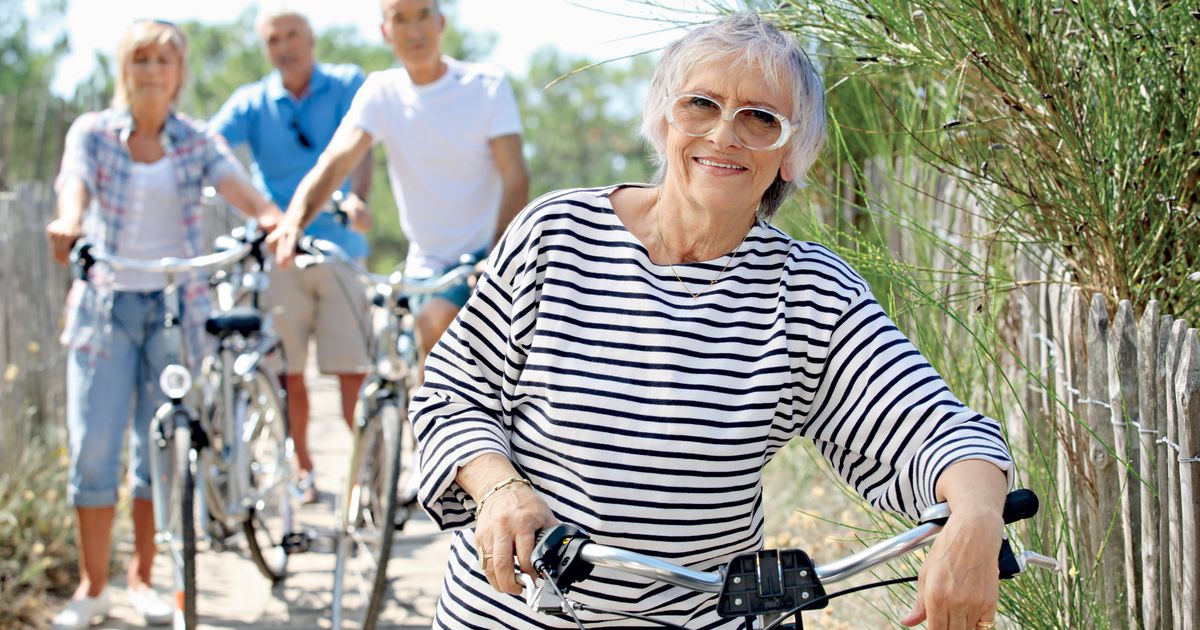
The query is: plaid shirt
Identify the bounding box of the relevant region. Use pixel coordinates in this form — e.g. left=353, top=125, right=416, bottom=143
left=56, top=108, right=243, bottom=367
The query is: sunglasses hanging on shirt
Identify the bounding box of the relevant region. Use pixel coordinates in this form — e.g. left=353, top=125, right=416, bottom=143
left=290, top=116, right=313, bottom=149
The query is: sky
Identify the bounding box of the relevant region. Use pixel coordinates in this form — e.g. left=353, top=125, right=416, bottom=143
left=46, top=0, right=722, bottom=97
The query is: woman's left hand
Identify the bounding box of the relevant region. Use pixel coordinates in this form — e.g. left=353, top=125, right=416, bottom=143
left=900, top=504, right=1004, bottom=630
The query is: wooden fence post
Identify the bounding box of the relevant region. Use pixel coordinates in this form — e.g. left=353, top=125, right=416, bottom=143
left=1067, top=288, right=1097, bottom=579
left=1109, top=300, right=1141, bottom=628
left=1165, top=321, right=1188, bottom=629
left=1138, top=301, right=1162, bottom=630
left=1175, top=330, right=1199, bottom=630
left=1156, top=315, right=1175, bottom=628
left=1087, top=293, right=1125, bottom=628
left=1050, top=277, right=1075, bottom=624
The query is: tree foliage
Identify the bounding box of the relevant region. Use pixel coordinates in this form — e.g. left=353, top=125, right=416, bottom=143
left=0, top=0, right=67, bottom=95
left=519, top=48, right=655, bottom=198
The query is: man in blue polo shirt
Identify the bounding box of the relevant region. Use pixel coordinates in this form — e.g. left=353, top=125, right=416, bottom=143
left=211, top=8, right=374, bottom=503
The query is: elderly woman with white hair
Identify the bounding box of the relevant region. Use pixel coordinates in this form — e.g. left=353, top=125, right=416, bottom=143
left=44, top=19, right=281, bottom=630
left=411, top=11, right=1013, bottom=630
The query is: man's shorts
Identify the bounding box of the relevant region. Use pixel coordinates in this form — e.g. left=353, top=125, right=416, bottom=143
left=267, top=262, right=371, bottom=375
left=407, top=248, right=488, bottom=314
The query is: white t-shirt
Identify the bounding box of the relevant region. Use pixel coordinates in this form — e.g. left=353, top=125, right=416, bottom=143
left=112, top=156, right=186, bottom=291
left=343, top=56, right=522, bottom=274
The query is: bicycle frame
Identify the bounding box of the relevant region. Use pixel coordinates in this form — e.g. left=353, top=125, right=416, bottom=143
left=299, top=237, right=477, bottom=630
left=198, top=229, right=291, bottom=533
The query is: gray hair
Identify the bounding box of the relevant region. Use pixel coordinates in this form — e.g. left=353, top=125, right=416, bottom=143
left=379, top=0, right=441, bottom=18
left=640, top=12, right=826, bottom=220
left=254, top=4, right=313, bottom=36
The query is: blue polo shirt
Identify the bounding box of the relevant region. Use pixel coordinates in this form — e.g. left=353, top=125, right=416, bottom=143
left=211, top=63, right=368, bottom=258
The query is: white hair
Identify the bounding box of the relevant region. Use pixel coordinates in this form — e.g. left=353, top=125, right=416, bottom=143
left=254, top=3, right=313, bottom=36
left=640, top=12, right=826, bottom=219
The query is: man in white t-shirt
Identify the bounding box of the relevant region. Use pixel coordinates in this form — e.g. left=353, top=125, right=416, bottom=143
left=270, top=0, right=529, bottom=365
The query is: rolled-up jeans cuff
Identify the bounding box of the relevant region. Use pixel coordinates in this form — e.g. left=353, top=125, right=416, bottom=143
left=131, top=476, right=153, bottom=502
left=68, top=483, right=119, bottom=508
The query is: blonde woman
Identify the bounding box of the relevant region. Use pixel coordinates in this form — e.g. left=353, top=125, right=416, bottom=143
left=45, top=20, right=281, bottom=629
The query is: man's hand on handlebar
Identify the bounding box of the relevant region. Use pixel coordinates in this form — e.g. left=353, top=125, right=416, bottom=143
left=340, top=193, right=373, bottom=233
left=266, top=217, right=304, bottom=268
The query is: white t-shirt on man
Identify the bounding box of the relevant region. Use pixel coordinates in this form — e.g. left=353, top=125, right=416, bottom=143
left=343, top=56, right=522, bottom=275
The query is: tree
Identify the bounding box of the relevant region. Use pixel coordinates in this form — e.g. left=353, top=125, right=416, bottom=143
left=0, top=0, right=72, bottom=186
left=0, top=0, right=67, bottom=96
left=518, top=48, right=655, bottom=198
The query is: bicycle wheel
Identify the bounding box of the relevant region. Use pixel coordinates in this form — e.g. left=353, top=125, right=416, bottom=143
left=239, top=368, right=295, bottom=583
left=331, top=399, right=403, bottom=630
left=179, top=438, right=197, bottom=630
left=158, top=415, right=197, bottom=630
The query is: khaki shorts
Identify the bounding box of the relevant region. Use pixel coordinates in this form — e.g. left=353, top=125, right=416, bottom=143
left=267, top=262, right=371, bottom=375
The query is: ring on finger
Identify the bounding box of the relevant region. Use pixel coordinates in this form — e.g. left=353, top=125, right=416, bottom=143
left=976, top=622, right=996, bottom=630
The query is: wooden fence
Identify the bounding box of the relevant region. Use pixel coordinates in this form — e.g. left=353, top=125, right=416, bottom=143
left=0, top=183, right=73, bottom=473
left=1009, top=262, right=1199, bottom=630
left=848, top=156, right=1200, bottom=628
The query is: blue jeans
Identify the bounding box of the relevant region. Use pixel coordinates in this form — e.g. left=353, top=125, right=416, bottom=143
left=66, top=291, right=173, bottom=507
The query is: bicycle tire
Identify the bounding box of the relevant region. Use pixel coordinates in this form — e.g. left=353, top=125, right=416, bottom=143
left=240, top=368, right=294, bottom=583
left=175, top=425, right=198, bottom=630
left=331, top=399, right=403, bottom=630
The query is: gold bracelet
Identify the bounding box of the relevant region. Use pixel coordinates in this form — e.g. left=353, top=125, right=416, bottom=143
left=474, top=476, right=532, bottom=517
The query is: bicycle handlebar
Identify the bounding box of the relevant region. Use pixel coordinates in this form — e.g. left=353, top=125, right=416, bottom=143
left=71, top=240, right=253, bottom=279
left=295, top=236, right=478, bottom=296
left=526, top=489, right=1058, bottom=618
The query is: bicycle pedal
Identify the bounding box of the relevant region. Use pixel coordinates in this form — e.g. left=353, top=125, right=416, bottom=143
left=393, top=499, right=417, bottom=531
left=282, top=531, right=312, bottom=555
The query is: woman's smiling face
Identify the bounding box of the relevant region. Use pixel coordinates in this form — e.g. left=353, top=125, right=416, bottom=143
left=661, top=57, right=794, bottom=218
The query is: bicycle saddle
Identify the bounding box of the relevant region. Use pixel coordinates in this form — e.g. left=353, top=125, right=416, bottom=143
left=205, top=307, right=262, bottom=337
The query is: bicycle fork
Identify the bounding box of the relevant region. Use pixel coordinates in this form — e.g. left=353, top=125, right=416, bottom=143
left=148, top=402, right=198, bottom=626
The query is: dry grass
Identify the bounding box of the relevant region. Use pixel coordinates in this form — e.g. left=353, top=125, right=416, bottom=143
left=0, top=441, right=78, bottom=630
left=762, top=441, right=903, bottom=629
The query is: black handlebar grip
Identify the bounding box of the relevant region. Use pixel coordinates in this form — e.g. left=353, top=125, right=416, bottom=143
left=1002, top=489, right=1039, bottom=524
left=296, top=235, right=316, bottom=254
left=70, top=241, right=95, bottom=281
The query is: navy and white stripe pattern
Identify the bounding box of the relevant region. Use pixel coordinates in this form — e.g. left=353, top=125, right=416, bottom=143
left=411, top=185, right=1013, bottom=629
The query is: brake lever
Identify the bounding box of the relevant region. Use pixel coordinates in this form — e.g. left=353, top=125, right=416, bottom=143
left=1018, top=550, right=1060, bottom=573
left=520, top=573, right=566, bottom=613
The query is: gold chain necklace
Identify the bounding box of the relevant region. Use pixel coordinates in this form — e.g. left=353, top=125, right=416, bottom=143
left=656, top=211, right=753, bottom=299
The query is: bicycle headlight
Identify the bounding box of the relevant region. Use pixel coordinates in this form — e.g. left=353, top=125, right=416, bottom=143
left=159, top=364, right=193, bottom=399
left=243, top=272, right=269, bottom=292
left=376, top=358, right=406, bottom=382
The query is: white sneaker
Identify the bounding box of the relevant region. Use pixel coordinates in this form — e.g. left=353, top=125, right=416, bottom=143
left=128, top=585, right=173, bottom=626
left=51, top=589, right=112, bottom=630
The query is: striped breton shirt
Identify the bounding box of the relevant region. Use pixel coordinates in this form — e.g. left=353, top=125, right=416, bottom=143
left=411, top=184, right=1014, bottom=629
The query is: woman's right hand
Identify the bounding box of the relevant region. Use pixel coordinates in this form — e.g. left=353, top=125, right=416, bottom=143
left=474, top=482, right=558, bottom=595
left=45, top=217, right=83, bottom=266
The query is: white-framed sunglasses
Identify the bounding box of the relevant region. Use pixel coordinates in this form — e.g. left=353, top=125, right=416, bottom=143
left=665, top=92, right=795, bottom=152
